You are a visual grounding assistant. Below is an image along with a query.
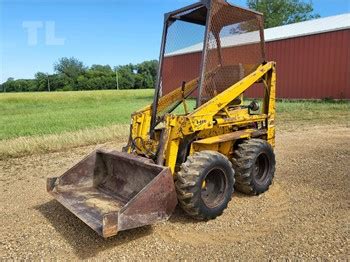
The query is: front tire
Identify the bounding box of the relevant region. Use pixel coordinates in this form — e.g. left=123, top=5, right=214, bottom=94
left=232, top=139, right=276, bottom=195
left=175, top=151, right=235, bottom=220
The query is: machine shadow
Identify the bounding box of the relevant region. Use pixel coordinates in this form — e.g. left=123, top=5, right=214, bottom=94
left=168, top=192, right=250, bottom=224
left=168, top=206, right=198, bottom=224
left=36, top=200, right=153, bottom=260
left=233, top=191, right=252, bottom=199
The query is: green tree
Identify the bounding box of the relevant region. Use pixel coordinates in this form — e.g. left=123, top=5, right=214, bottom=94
left=136, top=60, right=158, bottom=88
left=50, top=74, right=66, bottom=91
left=134, top=74, right=145, bottom=89
left=3, top=59, right=159, bottom=92
left=247, top=0, right=320, bottom=28
left=88, top=65, right=114, bottom=77
left=117, top=64, right=135, bottom=89
left=77, top=75, right=89, bottom=90
left=2, top=78, right=14, bottom=92
left=25, top=79, right=37, bottom=92
left=1, top=78, right=39, bottom=92
left=35, top=72, right=49, bottom=91
left=54, top=57, right=87, bottom=78
left=54, top=57, right=87, bottom=89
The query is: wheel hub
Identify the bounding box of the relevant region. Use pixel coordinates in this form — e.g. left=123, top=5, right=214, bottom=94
left=201, top=168, right=227, bottom=208
left=253, top=153, right=269, bottom=184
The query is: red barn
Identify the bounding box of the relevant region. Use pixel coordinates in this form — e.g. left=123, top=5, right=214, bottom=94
left=163, top=14, right=350, bottom=99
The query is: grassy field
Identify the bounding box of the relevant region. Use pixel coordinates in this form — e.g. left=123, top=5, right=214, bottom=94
left=0, top=90, right=349, bottom=159
left=0, top=89, right=154, bottom=140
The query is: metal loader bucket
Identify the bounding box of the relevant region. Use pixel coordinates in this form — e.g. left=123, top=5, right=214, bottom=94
left=47, top=150, right=178, bottom=238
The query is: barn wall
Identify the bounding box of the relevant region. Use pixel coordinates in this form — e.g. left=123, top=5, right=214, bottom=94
left=162, top=52, right=201, bottom=95
left=162, top=29, right=350, bottom=99
left=264, top=29, right=350, bottom=99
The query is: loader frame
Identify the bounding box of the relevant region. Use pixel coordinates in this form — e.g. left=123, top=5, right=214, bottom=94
left=126, top=61, right=276, bottom=174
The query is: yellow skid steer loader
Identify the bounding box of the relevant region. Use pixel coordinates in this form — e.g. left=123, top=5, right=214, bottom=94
left=48, top=0, right=276, bottom=238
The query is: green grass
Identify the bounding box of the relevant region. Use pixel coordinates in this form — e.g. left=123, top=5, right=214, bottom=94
left=0, top=89, right=154, bottom=140
left=0, top=90, right=349, bottom=159
left=1, top=90, right=349, bottom=140
left=275, top=100, right=350, bottom=129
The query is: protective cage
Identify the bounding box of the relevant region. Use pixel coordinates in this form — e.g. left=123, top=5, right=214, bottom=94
left=152, top=0, right=265, bottom=127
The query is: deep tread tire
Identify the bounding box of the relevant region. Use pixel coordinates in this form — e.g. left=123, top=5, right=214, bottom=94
left=175, top=151, right=235, bottom=220
left=232, top=139, right=276, bottom=195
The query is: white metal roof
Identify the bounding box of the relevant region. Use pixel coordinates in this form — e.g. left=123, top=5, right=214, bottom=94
left=264, top=13, right=350, bottom=42
left=166, top=13, right=350, bottom=57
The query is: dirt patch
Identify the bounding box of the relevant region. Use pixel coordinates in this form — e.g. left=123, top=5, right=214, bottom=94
left=1, top=127, right=349, bottom=260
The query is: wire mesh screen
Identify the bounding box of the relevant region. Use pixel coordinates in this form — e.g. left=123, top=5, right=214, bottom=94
left=157, top=14, right=205, bottom=117
left=154, top=0, right=265, bottom=122
left=199, top=1, right=264, bottom=105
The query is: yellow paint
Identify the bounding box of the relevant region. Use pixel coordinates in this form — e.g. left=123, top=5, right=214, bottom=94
left=125, top=62, right=277, bottom=175
left=194, top=129, right=257, bottom=145
left=165, top=139, right=180, bottom=174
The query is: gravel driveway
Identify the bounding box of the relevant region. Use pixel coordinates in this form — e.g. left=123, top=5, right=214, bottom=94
left=1, top=126, right=349, bottom=260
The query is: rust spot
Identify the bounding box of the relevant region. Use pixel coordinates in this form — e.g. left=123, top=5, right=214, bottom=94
left=47, top=150, right=177, bottom=238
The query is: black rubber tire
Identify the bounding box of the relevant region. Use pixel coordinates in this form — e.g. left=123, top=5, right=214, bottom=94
left=232, top=139, right=276, bottom=195
left=175, top=151, right=235, bottom=220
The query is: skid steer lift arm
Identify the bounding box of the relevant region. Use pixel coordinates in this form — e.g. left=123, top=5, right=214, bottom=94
left=126, top=62, right=276, bottom=173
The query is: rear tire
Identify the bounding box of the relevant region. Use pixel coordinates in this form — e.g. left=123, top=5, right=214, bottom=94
left=232, top=139, right=275, bottom=195
left=175, top=151, right=235, bottom=220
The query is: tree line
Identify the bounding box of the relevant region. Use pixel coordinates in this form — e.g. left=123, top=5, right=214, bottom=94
left=1, top=57, right=158, bottom=92
left=1, top=0, right=318, bottom=93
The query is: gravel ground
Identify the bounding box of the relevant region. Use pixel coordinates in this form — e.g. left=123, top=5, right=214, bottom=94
left=1, top=126, right=349, bottom=260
